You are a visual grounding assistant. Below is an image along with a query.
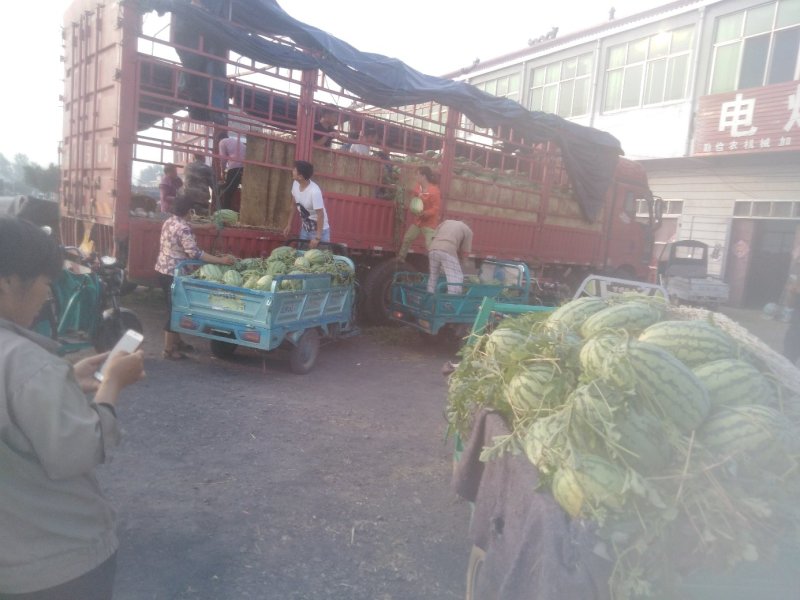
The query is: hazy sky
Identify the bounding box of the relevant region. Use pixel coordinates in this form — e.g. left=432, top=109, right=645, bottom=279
left=0, top=0, right=667, bottom=166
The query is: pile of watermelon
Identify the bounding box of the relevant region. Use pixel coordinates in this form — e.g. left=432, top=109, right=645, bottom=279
left=447, top=294, right=800, bottom=599
left=193, top=246, right=355, bottom=291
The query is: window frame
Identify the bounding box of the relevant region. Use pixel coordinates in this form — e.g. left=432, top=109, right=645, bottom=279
left=708, top=0, right=800, bottom=94
left=603, top=25, right=694, bottom=112
left=527, top=52, right=594, bottom=118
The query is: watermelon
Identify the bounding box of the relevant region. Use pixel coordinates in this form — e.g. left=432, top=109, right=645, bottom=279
left=605, top=340, right=710, bottom=432
left=571, top=453, right=627, bottom=510
left=546, top=296, right=608, bottom=332
left=693, top=358, right=777, bottom=409
left=613, top=409, right=673, bottom=474
left=409, top=196, right=424, bottom=215
left=198, top=264, right=225, bottom=282
left=255, top=274, right=273, bottom=291
left=699, top=405, right=790, bottom=463
left=579, top=333, right=624, bottom=380
left=581, top=302, right=663, bottom=338
left=222, top=269, right=243, bottom=287
left=505, top=363, right=564, bottom=415
left=552, top=467, right=584, bottom=518
left=639, top=320, right=736, bottom=367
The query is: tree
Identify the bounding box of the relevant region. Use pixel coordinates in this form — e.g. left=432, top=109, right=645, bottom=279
left=137, top=164, right=163, bottom=187
left=23, top=163, right=60, bottom=195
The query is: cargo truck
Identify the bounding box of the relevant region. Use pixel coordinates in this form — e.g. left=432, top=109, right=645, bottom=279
left=59, top=0, right=662, bottom=323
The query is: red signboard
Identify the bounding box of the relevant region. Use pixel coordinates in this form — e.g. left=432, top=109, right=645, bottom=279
left=692, top=80, right=800, bottom=156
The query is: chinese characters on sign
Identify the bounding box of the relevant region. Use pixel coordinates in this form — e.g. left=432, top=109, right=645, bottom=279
left=693, top=81, right=800, bottom=156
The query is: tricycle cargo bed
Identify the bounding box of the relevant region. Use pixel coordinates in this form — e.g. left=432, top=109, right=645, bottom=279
left=667, top=275, right=730, bottom=305
left=170, top=258, right=355, bottom=357
left=389, top=260, right=531, bottom=335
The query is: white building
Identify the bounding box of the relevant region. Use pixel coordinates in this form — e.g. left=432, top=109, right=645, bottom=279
left=450, top=0, right=800, bottom=307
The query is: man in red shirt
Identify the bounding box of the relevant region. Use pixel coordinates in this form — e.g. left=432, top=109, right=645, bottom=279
left=398, top=166, right=441, bottom=261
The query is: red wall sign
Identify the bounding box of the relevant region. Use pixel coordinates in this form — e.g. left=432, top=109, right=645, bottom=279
left=692, top=80, right=800, bottom=156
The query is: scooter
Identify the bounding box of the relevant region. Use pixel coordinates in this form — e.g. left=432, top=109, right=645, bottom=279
left=32, top=246, right=143, bottom=355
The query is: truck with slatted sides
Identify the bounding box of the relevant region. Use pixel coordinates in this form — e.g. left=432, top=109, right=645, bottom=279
left=59, top=0, right=662, bottom=323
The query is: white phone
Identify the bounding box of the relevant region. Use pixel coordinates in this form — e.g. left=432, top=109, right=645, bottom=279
left=94, top=329, right=144, bottom=382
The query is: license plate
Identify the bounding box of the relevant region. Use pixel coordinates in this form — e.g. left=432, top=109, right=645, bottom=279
left=209, top=294, right=246, bottom=312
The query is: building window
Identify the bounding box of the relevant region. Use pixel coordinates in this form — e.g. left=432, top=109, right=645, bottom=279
left=474, top=73, right=521, bottom=102
left=636, top=199, right=684, bottom=217
left=734, top=199, right=800, bottom=217
left=603, top=26, right=694, bottom=111
left=528, top=53, right=593, bottom=117
left=709, top=0, right=800, bottom=94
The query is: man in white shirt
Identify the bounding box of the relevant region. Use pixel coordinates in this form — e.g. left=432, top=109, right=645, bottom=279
left=283, top=160, right=330, bottom=249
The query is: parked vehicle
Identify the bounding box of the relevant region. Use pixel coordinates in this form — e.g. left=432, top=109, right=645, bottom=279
left=389, top=259, right=531, bottom=340
left=656, top=240, right=730, bottom=307
left=32, top=246, right=144, bottom=355
left=59, top=0, right=661, bottom=325
left=169, top=254, right=357, bottom=374
left=451, top=290, right=798, bottom=600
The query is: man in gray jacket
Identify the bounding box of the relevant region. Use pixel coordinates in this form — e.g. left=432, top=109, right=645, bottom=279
left=0, top=217, right=144, bottom=599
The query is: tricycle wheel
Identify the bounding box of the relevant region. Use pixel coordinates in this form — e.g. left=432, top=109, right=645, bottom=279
left=465, top=545, right=486, bottom=600
left=289, top=329, right=320, bottom=374
left=210, top=339, right=237, bottom=358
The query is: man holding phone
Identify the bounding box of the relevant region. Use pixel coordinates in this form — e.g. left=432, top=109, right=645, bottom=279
left=0, top=217, right=145, bottom=600
left=95, top=329, right=145, bottom=382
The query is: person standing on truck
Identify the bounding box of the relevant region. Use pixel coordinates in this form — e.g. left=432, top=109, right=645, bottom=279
left=158, top=163, right=183, bottom=214
left=283, top=160, right=330, bottom=250
left=155, top=192, right=236, bottom=359
left=184, top=153, right=216, bottom=212
left=313, top=109, right=339, bottom=148
left=0, top=216, right=145, bottom=600
left=218, top=131, right=246, bottom=211
left=398, top=166, right=441, bottom=261
left=349, top=126, right=378, bottom=155
left=427, top=219, right=473, bottom=294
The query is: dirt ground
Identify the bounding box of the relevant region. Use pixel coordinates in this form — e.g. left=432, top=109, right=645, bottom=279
left=99, top=288, right=471, bottom=600
left=96, top=289, right=791, bottom=600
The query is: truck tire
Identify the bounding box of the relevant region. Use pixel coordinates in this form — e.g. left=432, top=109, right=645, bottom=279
left=289, top=328, right=320, bottom=374
left=361, top=259, right=415, bottom=325
left=210, top=339, right=237, bottom=359
left=465, top=545, right=486, bottom=600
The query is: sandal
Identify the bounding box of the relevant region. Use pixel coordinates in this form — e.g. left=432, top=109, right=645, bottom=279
left=161, top=349, right=188, bottom=360
left=176, top=340, right=195, bottom=352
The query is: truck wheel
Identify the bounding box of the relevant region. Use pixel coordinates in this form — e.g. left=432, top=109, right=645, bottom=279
left=210, top=339, right=237, bottom=358
left=362, top=259, right=415, bottom=325
left=289, top=329, right=320, bottom=374
left=465, top=545, right=486, bottom=600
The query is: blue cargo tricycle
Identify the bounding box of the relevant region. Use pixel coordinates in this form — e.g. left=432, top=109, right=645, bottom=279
left=389, top=259, right=531, bottom=340
left=170, top=256, right=357, bottom=374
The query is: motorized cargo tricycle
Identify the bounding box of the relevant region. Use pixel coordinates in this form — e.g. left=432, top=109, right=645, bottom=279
left=169, top=253, right=357, bottom=374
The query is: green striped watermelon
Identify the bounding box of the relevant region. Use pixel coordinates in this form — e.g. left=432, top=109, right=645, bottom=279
left=579, top=333, right=625, bottom=380
left=699, top=405, right=790, bottom=462
left=606, top=340, right=710, bottom=432
left=613, top=409, right=673, bottom=474
left=693, top=359, right=776, bottom=409
left=546, top=296, right=608, bottom=332
left=638, top=320, right=736, bottom=367
left=505, top=363, right=562, bottom=415
left=581, top=302, right=663, bottom=338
